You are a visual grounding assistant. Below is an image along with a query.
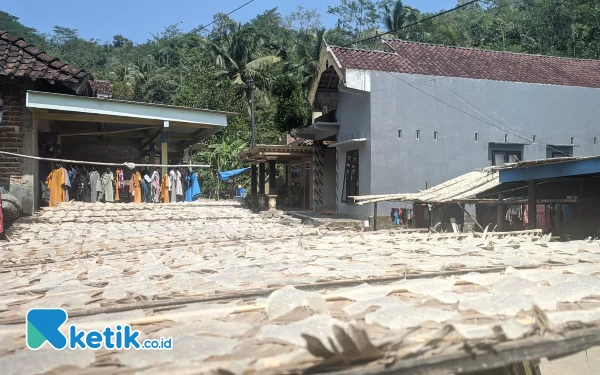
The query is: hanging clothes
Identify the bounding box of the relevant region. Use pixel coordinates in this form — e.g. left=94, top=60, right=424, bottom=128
left=67, top=167, right=77, bottom=200
left=562, top=204, right=573, bottom=222
left=76, top=172, right=87, bottom=202
left=169, top=170, right=182, bottom=203
left=524, top=204, right=551, bottom=233
left=62, top=167, right=71, bottom=202
left=141, top=178, right=152, bottom=203
left=83, top=173, right=91, bottom=203
left=151, top=171, right=161, bottom=203
left=99, top=172, right=115, bottom=203
left=129, top=171, right=142, bottom=203
left=185, top=172, right=201, bottom=201
left=89, top=171, right=100, bottom=203
left=505, top=205, right=523, bottom=225
left=45, top=168, right=67, bottom=207
left=160, top=173, right=170, bottom=203
left=115, top=169, right=124, bottom=202
left=181, top=170, right=189, bottom=198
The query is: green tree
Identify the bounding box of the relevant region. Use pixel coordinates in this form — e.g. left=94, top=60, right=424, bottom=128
left=204, top=24, right=282, bottom=107
left=272, top=75, right=310, bottom=134
left=381, top=0, right=420, bottom=38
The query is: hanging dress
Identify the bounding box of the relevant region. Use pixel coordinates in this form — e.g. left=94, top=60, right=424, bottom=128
left=89, top=171, right=100, bottom=203
left=185, top=172, right=201, bottom=202
left=150, top=171, right=161, bottom=203
left=169, top=170, right=178, bottom=203
left=129, top=171, right=142, bottom=203
left=100, top=172, right=115, bottom=203
left=160, top=173, right=170, bottom=203
left=45, top=168, right=66, bottom=207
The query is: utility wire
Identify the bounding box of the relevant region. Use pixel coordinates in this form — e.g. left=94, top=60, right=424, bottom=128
left=129, top=0, right=256, bottom=57
left=287, top=0, right=481, bottom=73
left=435, top=79, right=573, bottom=156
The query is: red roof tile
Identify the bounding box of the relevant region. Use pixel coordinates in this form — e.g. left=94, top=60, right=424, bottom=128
left=90, top=80, right=114, bottom=97
left=329, top=39, right=600, bottom=88
left=0, top=30, right=91, bottom=85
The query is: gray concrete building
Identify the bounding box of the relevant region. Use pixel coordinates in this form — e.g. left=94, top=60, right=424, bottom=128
left=304, top=39, right=600, bottom=219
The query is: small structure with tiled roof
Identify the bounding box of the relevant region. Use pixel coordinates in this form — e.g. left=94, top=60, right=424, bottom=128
left=0, top=30, right=92, bottom=95
left=90, top=80, right=114, bottom=99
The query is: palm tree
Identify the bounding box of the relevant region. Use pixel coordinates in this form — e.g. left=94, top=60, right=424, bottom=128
left=382, top=0, right=420, bottom=39
left=203, top=24, right=281, bottom=109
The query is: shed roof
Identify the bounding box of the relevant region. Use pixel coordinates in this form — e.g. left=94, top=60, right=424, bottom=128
left=351, top=168, right=500, bottom=205
left=328, top=38, right=600, bottom=88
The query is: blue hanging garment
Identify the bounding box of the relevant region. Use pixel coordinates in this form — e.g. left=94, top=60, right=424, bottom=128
left=186, top=172, right=201, bottom=202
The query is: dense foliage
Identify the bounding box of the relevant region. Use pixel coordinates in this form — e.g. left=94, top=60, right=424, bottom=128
left=4, top=0, right=600, bottom=194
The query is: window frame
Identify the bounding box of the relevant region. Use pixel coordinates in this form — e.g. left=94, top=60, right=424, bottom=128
left=491, top=150, right=522, bottom=166
left=341, top=149, right=359, bottom=203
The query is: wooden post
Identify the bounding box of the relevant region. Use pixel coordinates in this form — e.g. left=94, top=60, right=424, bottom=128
left=496, top=193, right=504, bottom=231
left=161, top=120, right=169, bottom=176
left=251, top=163, right=258, bottom=199
left=299, top=159, right=306, bottom=209
left=528, top=180, right=536, bottom=229
left=373, top=202, right=378, bottom=231
left=268, top=160, right=276, bottom=195
left=259, top=162, right=266, bottom=195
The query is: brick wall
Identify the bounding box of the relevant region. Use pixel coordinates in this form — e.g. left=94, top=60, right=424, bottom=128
left=0, top=81, right=25, bottom=184
left=60, top=144, right=142, bottom=179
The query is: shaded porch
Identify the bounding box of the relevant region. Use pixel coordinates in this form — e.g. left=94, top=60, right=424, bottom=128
left=238, top=145, right=313, bottom=210
left=26, top=90, right=234, bottom=209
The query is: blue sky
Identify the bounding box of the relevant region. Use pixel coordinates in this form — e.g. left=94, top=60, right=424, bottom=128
left=2, top=0, right=456, bottom=43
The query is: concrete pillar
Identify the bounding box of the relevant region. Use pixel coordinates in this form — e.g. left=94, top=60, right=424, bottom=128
left=268, top=160, right=276, bottom=195
left=161, top=121, right=169, bottom=175
left=259, top=162, right=266, bottom=195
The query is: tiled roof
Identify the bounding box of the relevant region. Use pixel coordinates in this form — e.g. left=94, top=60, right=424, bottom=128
left=0, top=30, right=90, bottom=84
left=90, top=80, right=114, bottom=96
left=329, top=39, right=600, bottom=88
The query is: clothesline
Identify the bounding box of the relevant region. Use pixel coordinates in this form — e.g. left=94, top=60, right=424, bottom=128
left=0, top=151, right=211, bottom=169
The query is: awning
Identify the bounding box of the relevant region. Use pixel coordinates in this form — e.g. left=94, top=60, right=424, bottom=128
left=26, top=91, right=235, bottom=152
left=295, top=122, right=339, bottom=140
left=329, top=138, right=367, bottom=148
left=218, top=168, right=250, bottom=181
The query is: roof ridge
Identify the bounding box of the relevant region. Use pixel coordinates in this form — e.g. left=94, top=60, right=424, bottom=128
left=384, top=38, right=600, bottom=63
left=329, top=44, right=397, bottom=56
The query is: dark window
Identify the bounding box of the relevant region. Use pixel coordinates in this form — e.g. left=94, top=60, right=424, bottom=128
left=341, top=150, right=359, bottom=203
left=398, top=130, right=402, bottom=139
left=492, top=150, right=522, bottom=166
left=433, top=131, right=438, bottom=140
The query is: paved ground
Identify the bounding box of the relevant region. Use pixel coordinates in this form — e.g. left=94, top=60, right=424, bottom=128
left=0, top=201, right=600, bottom=374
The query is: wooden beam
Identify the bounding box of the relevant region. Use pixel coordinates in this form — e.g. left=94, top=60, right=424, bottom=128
left=59, top=126, right=155, bottom=138
left=139, top=126, right=164, bottom=151
left=34, top=111, right=163, bottom=126
left=457, top=203, right=484, bottom=231
left=177, top=127, right=210, bottom=151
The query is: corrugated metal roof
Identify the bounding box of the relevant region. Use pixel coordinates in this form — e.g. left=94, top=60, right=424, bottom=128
left=496, top=155, right=600, bottom=169
left=352, top=168, right=500, bottom=205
